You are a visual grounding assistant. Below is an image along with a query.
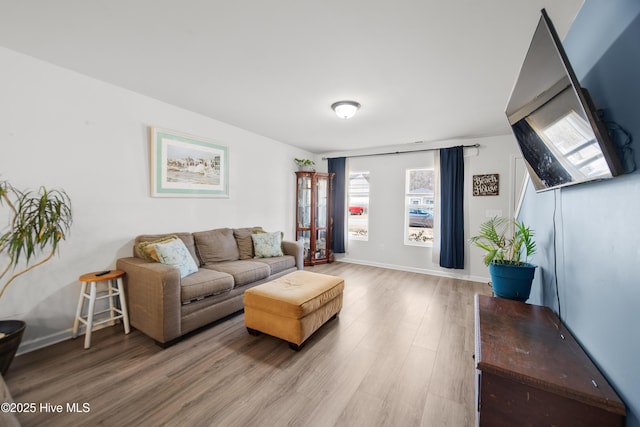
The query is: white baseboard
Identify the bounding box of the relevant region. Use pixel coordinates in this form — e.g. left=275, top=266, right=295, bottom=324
left=17, top=329, right=74, bottom=356
left=17, top=323, right=115, bottom=356
left=337, top=256, right=490, bottom=284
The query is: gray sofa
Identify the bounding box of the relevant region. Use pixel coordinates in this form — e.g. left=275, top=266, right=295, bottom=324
left=116, top=227, right=303, bottom=346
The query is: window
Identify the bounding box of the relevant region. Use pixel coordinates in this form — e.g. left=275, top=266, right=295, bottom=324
left=538, top=110, right=609, bottom=178
left=348, top=171, right=369, bottom=240
left=405, top=168, right=434, bottom=246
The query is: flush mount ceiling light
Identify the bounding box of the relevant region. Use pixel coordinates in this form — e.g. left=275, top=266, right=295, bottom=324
left=331, top=100, right=361, bottom=119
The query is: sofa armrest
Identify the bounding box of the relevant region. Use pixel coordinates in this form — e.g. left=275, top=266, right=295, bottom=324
left=282, top=240, right=304, bottom=270
left=115, top=257, right=182, bottom=344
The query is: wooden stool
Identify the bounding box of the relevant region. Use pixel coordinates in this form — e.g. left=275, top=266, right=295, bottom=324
left=72, top=270, right=130, bottom=349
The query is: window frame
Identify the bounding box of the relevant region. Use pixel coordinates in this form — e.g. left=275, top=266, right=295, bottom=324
left=404, top=168, right=435, bottom=247
left=347, top=171, right=370, bottom=241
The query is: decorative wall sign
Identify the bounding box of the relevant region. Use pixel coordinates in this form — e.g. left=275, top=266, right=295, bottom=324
left=150, top=127, right=229, bottom=198
left=473, top=174, right=499, bottom=196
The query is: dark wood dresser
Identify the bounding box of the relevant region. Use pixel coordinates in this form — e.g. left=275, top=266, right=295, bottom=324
left=474, top=294, right=625, bottom=426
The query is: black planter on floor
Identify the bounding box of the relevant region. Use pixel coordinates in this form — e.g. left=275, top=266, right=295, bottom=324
left=0, top=320, right=26, bottom=376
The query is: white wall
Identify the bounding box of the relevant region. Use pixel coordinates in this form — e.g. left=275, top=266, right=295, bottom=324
left=0, top=47, right=315, bottom=353
left=321, top=135, right=522, bottom=281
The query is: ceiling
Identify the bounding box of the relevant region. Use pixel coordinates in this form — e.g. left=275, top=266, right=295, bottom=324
left=0, top=1, right=584, bottom=154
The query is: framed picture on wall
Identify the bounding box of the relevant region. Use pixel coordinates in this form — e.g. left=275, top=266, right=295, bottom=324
left=149, top=127, right=229, bottom=198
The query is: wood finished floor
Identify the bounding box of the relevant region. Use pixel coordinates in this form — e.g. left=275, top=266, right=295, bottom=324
left=5, top=262, right=492, bottom=427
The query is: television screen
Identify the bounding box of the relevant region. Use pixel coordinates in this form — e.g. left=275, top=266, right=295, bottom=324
left=505, top=9, right=623, bottom=192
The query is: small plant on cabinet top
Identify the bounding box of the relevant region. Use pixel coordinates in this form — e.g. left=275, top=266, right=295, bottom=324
left=294, top=158, right=316, bottom=171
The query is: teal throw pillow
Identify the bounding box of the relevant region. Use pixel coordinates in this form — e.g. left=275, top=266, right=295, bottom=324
left=153, top=238, right=198, bottom=278
left=251, top=231, right=284, bottom=258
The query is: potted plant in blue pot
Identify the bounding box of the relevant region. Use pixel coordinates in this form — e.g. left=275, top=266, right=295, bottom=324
left=470, top=216, right=536, bottom=302
left=1, top=180, right=72, bottom=375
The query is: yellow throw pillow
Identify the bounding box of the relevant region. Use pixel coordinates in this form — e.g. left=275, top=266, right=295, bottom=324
left=137, top=235, right=178, bottom=262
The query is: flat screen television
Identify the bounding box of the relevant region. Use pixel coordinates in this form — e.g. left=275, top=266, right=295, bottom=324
left=505, top=9, right=624, bottom=192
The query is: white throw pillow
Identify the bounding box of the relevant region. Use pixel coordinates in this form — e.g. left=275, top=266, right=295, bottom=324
left=251, top=231, right=284, bottom=258
left=153, top=238, right=198, bottom=278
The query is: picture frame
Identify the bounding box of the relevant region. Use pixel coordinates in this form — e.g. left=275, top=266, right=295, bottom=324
left=472, top=173, right=499, bottom=196
left=149, top=127, right=229, bottom=198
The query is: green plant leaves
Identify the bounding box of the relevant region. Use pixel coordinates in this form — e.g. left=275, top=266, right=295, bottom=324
left=11, top=187, right=72, bottom=265
left=294, top=158, right=315, bottom=166
left=1, top=181, right=73, bottom=298
left=469, top=216, right=536, bottom=266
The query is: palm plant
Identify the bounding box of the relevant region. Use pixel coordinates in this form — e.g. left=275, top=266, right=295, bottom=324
left=0, top=180, right=73, bottom=300
left=470, top=216, right=536, bottom=266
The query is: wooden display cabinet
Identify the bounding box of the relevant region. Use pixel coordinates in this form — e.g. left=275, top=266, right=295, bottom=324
left=295, top=171, right=334, bottom=266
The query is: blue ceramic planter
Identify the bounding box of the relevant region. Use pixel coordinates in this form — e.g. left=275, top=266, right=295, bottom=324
left=489, top=262, right=536, bottom=302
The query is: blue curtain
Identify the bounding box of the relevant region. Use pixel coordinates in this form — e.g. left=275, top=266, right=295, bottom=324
left=328, top=157, right=346, bottom=253
left=439, top=146, right=464, bottom=269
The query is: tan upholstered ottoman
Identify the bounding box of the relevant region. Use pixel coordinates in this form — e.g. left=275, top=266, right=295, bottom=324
left=243, top=270, right=344, bottom=350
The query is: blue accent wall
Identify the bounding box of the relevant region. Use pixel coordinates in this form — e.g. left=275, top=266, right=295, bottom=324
left=519, top=1, right=640, bottom=425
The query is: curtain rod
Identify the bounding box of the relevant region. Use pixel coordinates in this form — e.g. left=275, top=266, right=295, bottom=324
left=322, top=143, right=480, bottom=160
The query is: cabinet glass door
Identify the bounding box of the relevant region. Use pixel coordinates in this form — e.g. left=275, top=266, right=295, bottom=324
left=297, top=230, right=311, bottom=262
left=316, top=176, right=327, bottom=228
left=297, top=175, right=312, bottom=228
left=315, top=229, right=327, bottom=259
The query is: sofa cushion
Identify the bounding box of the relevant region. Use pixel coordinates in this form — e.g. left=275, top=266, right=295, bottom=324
left=180, top=269, right=234, bottom=304
left=253, top=255, right=296, bottom=275
left=251, top=231, right=284, bottom=258
left=135, top=233, right=199, bottom=265
left=194, top=228, right=239, bottom=264
left=233, top=227, right=263, bottom=260
left=154, top=238, right=199, bottom=278
left=204, top=260, right=270, bottom=287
